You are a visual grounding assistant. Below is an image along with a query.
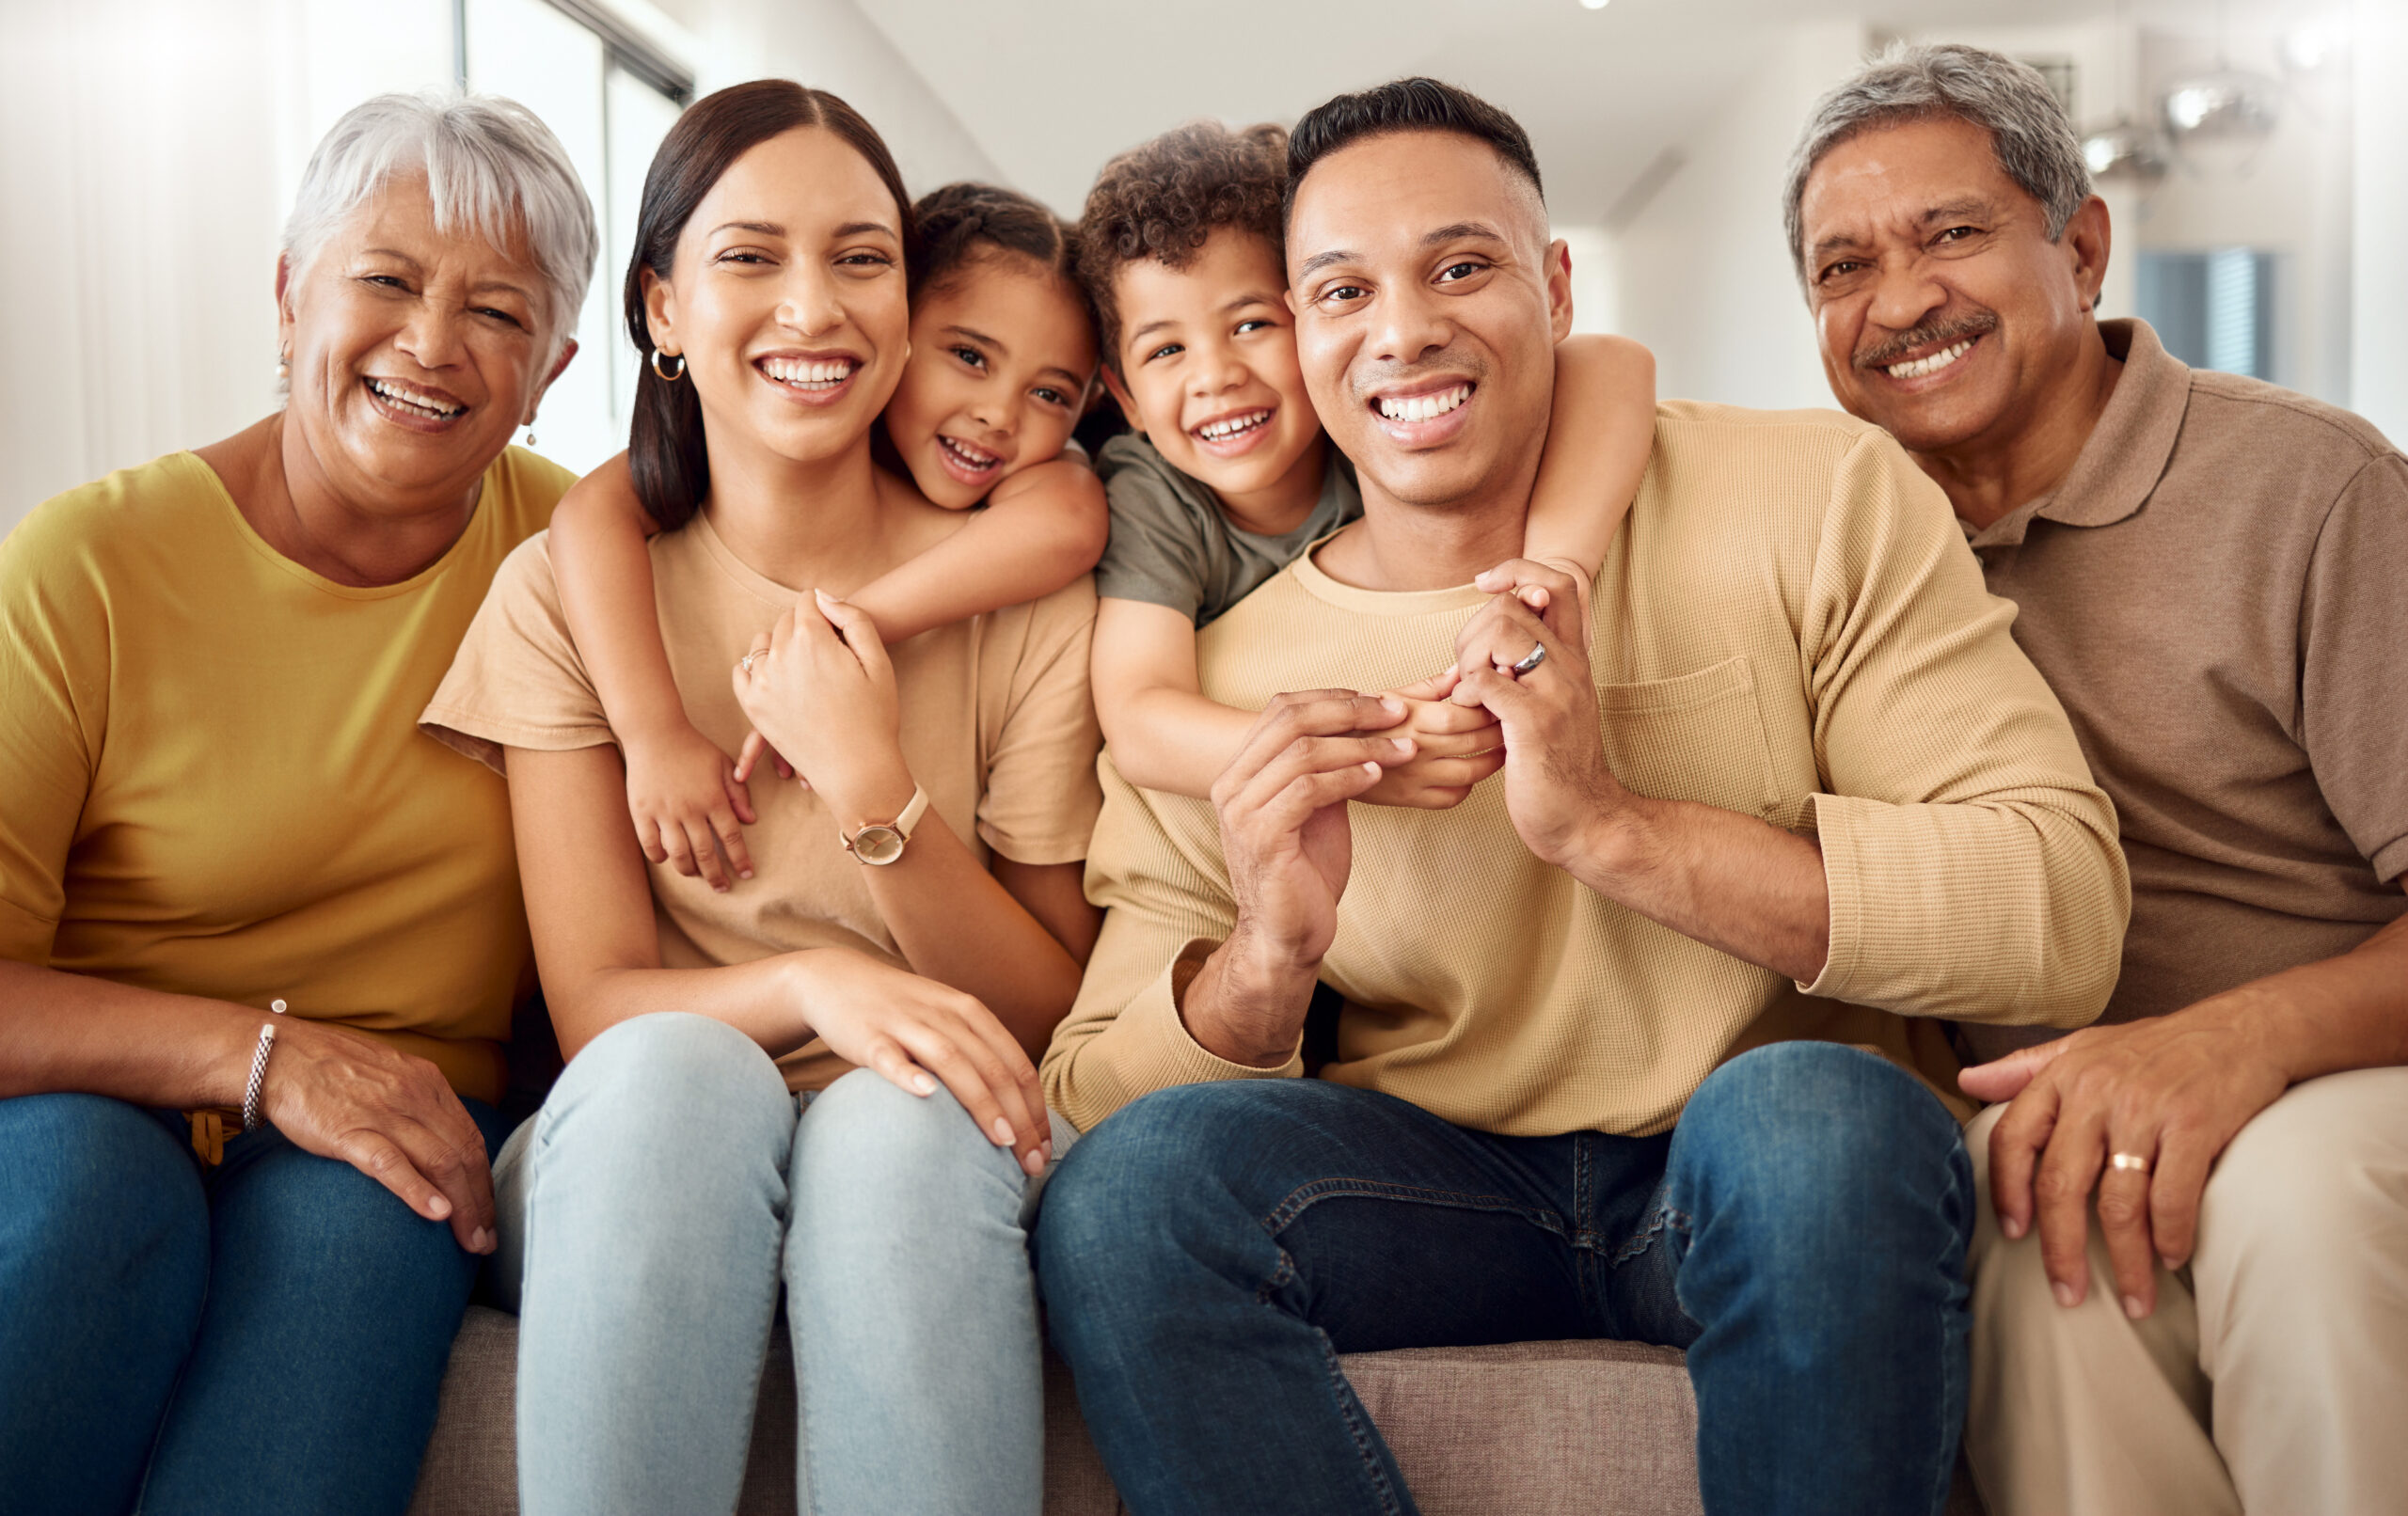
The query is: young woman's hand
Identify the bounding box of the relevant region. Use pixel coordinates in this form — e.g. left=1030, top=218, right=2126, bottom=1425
left=622, top=720, right=756, bottom=892
left=786, top=948, right=1052, bottom=1174
left=1358, top=670, right=1507, bottom=810
left=731, top=590, right=909, bottom=826
left=259, top=1020, right=499, bottom=1254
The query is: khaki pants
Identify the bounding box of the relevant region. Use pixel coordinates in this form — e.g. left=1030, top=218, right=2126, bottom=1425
left=1963, top=1066, right=2408, bottom=1516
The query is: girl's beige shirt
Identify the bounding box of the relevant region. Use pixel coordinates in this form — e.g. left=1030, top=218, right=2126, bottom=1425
left=420, top=507, right=1101, bottom=1093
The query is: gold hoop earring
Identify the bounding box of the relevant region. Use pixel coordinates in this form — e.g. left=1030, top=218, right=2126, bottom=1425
left=651, top=350, right=686, bottom=382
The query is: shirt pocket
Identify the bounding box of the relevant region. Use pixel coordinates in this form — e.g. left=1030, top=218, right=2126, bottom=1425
left=1595, top=656, right=1782, bottom=821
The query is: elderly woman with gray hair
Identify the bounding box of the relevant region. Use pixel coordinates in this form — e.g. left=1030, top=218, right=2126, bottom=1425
left=0, top=92, right=593, bottom=1515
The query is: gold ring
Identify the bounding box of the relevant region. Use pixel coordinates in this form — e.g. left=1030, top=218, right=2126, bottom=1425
left=2109, top=1151, right=2150, bottom=1174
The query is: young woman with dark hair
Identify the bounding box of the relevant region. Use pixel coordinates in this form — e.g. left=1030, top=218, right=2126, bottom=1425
left=543, top=166, right=1109, bottom=885
left=421, top=79, right=1104, bottom=1516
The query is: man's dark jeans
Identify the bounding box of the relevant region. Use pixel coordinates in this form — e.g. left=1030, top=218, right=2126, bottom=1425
left=1034, top=1041, right=1973, bottom=1516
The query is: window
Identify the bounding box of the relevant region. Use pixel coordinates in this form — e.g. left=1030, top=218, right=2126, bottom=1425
left=464, top=0, right=688, bottom=474
left=2138, top=248, right=2277, bottom=381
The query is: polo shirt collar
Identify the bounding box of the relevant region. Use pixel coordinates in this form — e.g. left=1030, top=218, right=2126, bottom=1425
left=1967, top=318, right=2191, bottom=549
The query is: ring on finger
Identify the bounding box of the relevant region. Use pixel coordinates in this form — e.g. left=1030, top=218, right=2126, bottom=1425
left=1510, top=641, right=1546, bottom=675
left=2109, top=1151, right=2151, bottom=1174
left=738, top=646, right=769, bottom=674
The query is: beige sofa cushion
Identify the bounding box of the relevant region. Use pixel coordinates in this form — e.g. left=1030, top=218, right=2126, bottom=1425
left=410, top=1307, right=1983, bottom=1515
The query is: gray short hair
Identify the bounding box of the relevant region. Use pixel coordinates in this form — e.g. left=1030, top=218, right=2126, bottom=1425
left=1782, top=41, right=2091, bottom=291
left=284, top=92, right=598, bottom=351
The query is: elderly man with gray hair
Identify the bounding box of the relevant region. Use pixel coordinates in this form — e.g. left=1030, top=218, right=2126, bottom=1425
left=1787, top=41, right=2408, bottom=1516
left=0, top=92, right=591, bottom=1515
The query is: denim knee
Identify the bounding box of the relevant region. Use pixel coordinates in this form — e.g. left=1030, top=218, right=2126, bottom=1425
left=1034, top=1083, right=1277, bottom=1309
left=546, top=1013, right=793, bottom=1145
left=0, top=1093, right=209, bottom=1310
left=794, top=1067, right=1024, bottom=1199
left=1671, top=1042, right=1972, bottom=1271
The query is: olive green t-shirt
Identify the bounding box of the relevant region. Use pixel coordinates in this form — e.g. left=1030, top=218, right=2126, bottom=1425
left=1093, top=433, right=1361, bottom=626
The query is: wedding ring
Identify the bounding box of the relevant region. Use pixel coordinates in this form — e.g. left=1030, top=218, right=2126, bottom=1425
left=2109, top=1151, right=2150, bottom=1174
left=1510, top=641, right=1546, bottom=675
left=739, top=648, right=768, bottom=673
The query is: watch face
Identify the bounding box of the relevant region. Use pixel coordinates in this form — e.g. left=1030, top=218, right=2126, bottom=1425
left=851, top=824, right=905, bottom=865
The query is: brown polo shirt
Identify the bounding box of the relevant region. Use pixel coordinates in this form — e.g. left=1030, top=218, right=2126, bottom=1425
left=1961, top=318, right=2408, bottom=1061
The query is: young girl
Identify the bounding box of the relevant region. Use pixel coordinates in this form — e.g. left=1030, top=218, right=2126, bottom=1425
left=547, top=181, right=1110, bottom=888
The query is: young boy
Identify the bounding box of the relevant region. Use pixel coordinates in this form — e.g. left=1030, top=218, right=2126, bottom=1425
left=1078, top=119, right=1656, bottom=803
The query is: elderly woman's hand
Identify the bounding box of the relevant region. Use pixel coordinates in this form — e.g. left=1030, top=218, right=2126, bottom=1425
left=731, top=590, right=912, bottom=831
left=261, top=1020, right=497, bottom=1254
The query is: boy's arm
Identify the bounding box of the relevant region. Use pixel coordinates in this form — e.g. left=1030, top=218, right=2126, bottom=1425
left=849, top=458, right=1110, bottom=645
left=1521, top=334, right=1656, bottom=602
left=548, top=452, right=756, bottom=891
left=1091, top=598, right=1257, bottom=800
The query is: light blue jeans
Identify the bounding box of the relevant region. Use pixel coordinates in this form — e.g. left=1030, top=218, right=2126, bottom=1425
left=491, top=1012, right=1071, bottom=1516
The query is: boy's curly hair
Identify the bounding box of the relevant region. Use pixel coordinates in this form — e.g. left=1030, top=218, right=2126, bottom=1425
left=1076, top=120, right=1290, bottom=369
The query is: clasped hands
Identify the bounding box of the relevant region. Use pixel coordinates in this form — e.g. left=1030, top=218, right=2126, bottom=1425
left=1195, top=558, right=1634, bottom=1066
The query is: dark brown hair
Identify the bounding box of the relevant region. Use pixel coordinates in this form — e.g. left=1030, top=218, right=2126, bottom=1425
left=1286, top=78, right=1544, bottom=226
left=625, top=80, right=913, bottom=529
left=1074, top=120, right=1288, bottom=367
left=910, top=181, right=1080, bottom=304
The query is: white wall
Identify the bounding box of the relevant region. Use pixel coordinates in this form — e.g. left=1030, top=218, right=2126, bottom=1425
left=0, top=0, right=997, bottom=533
left=2352, top=0, right=2408, bottom=445
left=1607, top=22, right=1869, bottom=413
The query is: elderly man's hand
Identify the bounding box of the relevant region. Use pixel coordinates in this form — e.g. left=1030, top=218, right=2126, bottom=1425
left=1449, top=559, right=1628, bottom=868
left=1965, top=1003, right=2289, bottom=1319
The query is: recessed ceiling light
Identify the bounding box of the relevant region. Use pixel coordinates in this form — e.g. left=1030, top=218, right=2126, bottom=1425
left=1580, top=0, right=1610, bottom=9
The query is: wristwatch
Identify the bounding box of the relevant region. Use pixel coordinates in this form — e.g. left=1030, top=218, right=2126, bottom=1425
left=840, top=784, right=928, bottom=866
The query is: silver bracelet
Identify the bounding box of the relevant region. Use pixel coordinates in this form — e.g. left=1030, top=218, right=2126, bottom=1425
left=240, top=998, right=290, bottom=1133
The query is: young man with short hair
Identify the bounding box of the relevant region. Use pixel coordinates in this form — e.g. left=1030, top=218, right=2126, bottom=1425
left=1789, top=41, right=2408, bottom=1516
left=1035, top=76, right=2129, bottom=1516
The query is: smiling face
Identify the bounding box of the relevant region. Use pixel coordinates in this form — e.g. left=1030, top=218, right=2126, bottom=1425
left=1798, top=114, right=2107, bottom=455
left=1286, top=130, right=1569, bottom=513
left=1101, top=227, right=1325, bottom=518
left=642, top=125, right=910, bottom=475
left=879, top=252, right=1096, bottom=508
left=278, top=176, right=566, bottom=510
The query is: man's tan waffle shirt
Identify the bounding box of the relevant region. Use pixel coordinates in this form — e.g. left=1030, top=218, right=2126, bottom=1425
left=1959, top=319, right=2408, bottom=1062
left=1045, top=403, right=2129, bottom=1138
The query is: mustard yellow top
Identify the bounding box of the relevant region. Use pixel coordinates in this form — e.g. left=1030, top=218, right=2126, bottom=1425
left=0, top=448, right=573, bottom=1106
left=1046, top=403, right=2131, bottom=1138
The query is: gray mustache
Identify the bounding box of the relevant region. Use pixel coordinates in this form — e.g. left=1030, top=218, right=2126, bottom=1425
left=1854, top=313, right=1998, bottom=371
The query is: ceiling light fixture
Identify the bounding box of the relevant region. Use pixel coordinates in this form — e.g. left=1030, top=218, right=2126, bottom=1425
left=1580, top=0, right=1610, bottom=9
left=2161, top=0, right=2281, bottom=174
left=2078, top=0, right=2168, bottom=184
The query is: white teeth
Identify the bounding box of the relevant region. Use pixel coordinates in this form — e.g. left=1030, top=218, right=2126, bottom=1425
left=1196, top=409, right=1272, bottom=441
left=760, top=356, right=856, bottom=387
left=939, top=434, right=1000, bottom=469
left=1884, top=340, right=1972, bottom=379
left=1376, top=383, right=1471, bottom=422
left=368, top=378, right=463, bottom=418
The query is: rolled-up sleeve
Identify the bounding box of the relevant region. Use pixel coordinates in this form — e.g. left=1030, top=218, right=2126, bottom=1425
left=1039, top=756, right=1300, bottom=1131
left=1795, top=432, right=2128, bottom=1027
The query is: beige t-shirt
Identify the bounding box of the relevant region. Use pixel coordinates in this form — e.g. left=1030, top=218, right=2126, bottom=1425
left=1048, top=403, right=2126, bottom=1139
left=422, top=508, right=1102, bottom=1091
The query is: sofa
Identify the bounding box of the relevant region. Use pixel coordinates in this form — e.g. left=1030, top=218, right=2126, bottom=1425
left=406, top=1306, right=1989, bottom=1514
